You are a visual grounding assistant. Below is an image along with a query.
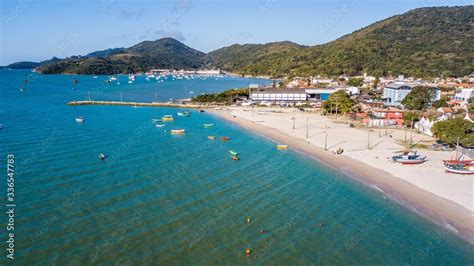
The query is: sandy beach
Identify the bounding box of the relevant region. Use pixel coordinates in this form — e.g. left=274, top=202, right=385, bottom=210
left=209, top=107, right=474, bottom=242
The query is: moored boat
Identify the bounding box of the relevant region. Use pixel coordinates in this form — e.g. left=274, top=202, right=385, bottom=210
left=221, top=137, right=230, bottom=141
left=162, top=115, right=174, bottom=122
left=208, top=135, right=216, bottom=140
left=231, top=155, right=240, bottom=161
left=229, top=150, right=238, bottom=156
left=171, top=129, right=186, bottom=135
left=75, top=117, right=84, bottom=123
left=204, top=123, right=214, bottom=128
left=98, top=153, right=107, bottom=160
left=155, top=124, right=165, bottom=128
left=151, top=118, right=162, bottom=122
left=276, top=144, right=288, bottom=150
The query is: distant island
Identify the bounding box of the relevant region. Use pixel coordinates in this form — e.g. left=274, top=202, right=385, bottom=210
left=3, top=6, right=473, bottom=78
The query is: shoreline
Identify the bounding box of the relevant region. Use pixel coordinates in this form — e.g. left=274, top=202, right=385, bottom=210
left=208, top=108, right=474, bottom=244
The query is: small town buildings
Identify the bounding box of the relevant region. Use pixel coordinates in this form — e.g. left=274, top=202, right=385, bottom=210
left=250, top=90, right=307, bottom=102
left=305, top=86, right=359, bottom=101
left=454, top=88, right=474, bottom=101
left=415, top=117, right=435, bottom=136
left=382, top=82, right=441, bottom=106
left=359, top=107, right=405, bottom=127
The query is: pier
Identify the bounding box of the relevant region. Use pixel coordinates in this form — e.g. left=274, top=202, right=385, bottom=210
left=66, top=100, right=215, bottom=109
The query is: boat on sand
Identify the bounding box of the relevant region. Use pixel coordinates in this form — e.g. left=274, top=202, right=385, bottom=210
left=391, top=150, right=427, bottom=164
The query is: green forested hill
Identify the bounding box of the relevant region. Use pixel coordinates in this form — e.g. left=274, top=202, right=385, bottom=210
left=37, top=38, right=205, bottom=74
left=207, top=6, right=474, bottom=78
left=33, top=6, right=474, bottom=77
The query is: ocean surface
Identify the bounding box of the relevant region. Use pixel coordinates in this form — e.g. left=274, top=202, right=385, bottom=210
left=0, top=70, right=473, bottom=265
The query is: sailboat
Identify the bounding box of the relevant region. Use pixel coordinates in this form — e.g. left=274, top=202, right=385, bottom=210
left=443, top=140, right=474, bottom=174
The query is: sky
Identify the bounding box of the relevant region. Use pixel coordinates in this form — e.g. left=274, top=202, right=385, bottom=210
left=0, top=0, right=472, bottom=65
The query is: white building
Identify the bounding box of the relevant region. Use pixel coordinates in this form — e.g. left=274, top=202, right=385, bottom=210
left=454, top=88, right=474, bottom=101
left=305, top=86, right=359, bottom=101
left=382, top=82, right=441, bottom=106
left=250, top=90, right=307, bottom=102
left=415, top=117, right=434, bottom=136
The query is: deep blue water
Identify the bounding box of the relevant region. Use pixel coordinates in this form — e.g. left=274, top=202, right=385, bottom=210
left=0, top=70, right=473, bottom=265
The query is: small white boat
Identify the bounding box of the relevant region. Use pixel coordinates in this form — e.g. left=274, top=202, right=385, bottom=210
left=75, top=117, right=84, bottom=123
left=203, top=124, right=214, bottom=128
left=98, top=153, right=107, bottom=160
left=151, top=118, right=162, bottom=122
left=155, top=124, right=165, bottom=128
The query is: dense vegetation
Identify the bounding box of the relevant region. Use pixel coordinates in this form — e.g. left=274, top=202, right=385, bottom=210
left=191, top=88, right=249, bottom=104
left=322, top=90, right=354, bottom=115
left=37, top=38, right=205, bottom=74
left=3, top=61, right=40, bottom=69
left=207, top=6, right=474, bottom=78
left=401, top=86, right=437, bottom=110
left=16, top=6, right=474, bottom=77
left=432, top=117, right=474, bottom=146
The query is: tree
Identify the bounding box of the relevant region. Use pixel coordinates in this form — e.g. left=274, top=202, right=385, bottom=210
left=432, top=96, right=448, bottom=109
left=322, top=90, right=354, bottom=115
left=373, top=77, right=380, bottom=89
left=432, top=117, right=474, bottom=146
left=401, top=86, right=437, bottom=110
left=403, top=112, right=420, bottom=127
left=347, top=78, right=363, bottom=87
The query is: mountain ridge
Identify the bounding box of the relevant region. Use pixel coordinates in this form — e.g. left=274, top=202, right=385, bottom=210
left=5, top=6, right=473, bottom=78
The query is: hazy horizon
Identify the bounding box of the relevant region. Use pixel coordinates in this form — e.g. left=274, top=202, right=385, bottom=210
left=1, top=0, right=472, bottom=65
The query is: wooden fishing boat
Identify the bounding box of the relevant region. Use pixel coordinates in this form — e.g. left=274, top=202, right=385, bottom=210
left=229, top=150, right=238, bottom=156
left=276, top=144, right=288, bottom=150
left=204, top=123, right=214, bottom=128
left=391, top=150, right=427, bottom=164
left=443, top=160, right=474, bottom=175
left=162, top=115, right=174, bottom=122
left=231, top=155, right=239, bottom=161
left=170, top=129, right=186, bottom=135
left=221, top=137, right=230, bottom=141
left=207, top=135, right=216, bottom=140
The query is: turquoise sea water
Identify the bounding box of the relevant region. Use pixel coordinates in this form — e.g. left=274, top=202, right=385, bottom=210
left=1, top=70, right=473, bottom=265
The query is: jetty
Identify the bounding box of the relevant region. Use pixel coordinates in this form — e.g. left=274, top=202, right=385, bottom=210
left=66, top=100, right=216, bottom=109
